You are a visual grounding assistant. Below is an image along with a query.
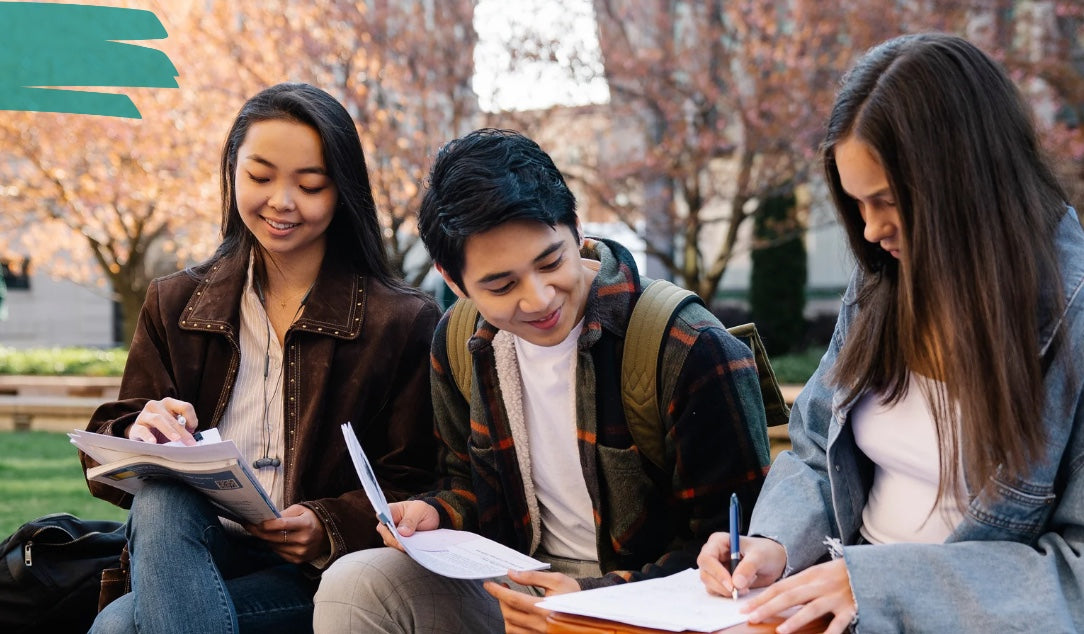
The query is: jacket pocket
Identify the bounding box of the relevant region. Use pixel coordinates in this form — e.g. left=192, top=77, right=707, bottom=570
left=465, top=441, right=502, bottom=489
left=968, top=474, right=1056, bottom=542
left=597, top=445, right=657, bottom=554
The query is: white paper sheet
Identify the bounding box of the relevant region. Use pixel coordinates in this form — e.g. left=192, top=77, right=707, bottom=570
left=537, top=568, right=766, bottom=632
left=340, top=422, right=550, bottom=579
left=70, top=428, right=239, bottom=466
left=163, top=427, right=222, bottom=447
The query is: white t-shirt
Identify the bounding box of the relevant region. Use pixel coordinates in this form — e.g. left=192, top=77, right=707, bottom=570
left=852, top=373, right=964, bottom=544
left=513, top=319, right=598, bottom=560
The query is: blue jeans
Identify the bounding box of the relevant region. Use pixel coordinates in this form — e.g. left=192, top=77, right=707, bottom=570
left=89, top=480, right=316, bottom=634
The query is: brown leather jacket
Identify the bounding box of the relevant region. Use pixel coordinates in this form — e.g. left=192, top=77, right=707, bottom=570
left=79, top=250, right=439, bottom=565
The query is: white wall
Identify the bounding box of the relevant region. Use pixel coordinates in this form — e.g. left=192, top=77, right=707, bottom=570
left=0, top=271, right=115, bottom=348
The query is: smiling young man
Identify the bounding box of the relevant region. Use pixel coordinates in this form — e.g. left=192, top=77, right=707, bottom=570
left=313, top=128, right=772, bottom=634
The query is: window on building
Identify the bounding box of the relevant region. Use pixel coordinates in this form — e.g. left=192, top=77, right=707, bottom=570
left=2, top=258, right=31, bottom=290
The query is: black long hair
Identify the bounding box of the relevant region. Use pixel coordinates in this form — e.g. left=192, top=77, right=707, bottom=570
left=214, top=82, right=400, bottom=288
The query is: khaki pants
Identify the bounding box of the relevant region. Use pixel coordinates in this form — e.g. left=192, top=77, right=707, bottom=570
left=312, top=547, right=601, bottom=633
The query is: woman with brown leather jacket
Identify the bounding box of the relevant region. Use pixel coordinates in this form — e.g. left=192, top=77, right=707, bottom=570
left=81, top=82, right=439, bottom=634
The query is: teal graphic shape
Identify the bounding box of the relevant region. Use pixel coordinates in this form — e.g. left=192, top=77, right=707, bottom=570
left=0, top=2, right=177, bottom=118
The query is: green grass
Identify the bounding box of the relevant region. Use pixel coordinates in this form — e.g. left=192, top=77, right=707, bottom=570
left=0, top=431, right=128, bottom=537
left=770, top=346, right=826, bottom=384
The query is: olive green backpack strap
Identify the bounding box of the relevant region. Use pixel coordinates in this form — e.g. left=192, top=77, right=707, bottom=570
left=622, top=280, right=793, bottom=471
left=724, top=323, right=791, bottom=428
left=446, top=298, right=479, bottom=402
left=621, top=279, right=702, bottom=471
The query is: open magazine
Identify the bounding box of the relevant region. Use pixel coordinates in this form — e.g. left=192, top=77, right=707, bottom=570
left=70, top=428, right=280, bottom=524
left=340, top=421, right=548, bottom=579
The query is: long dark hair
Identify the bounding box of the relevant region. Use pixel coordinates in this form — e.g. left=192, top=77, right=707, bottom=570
left=823, top=33, right=1067, bottom=504
left=213, top=82, right=399, bottom=288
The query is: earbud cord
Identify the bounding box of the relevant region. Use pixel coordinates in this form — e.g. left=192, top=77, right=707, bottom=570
left=253, top=316, right=282, bottom=469
left=252, top=279, right=313, bottom=469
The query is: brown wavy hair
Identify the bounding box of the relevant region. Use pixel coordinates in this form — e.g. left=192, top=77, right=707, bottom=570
left=823, top=33, right=1067, bottom=508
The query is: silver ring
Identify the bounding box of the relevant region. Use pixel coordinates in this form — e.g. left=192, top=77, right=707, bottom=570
left=282, top=529, right=288, bottom=544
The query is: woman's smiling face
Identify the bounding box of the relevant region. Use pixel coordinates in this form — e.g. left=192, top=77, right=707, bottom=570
left=234, top=118, right=338, bottom=264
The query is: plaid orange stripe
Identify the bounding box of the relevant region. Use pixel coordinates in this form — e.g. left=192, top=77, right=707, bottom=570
left=668, top=324, right=698, bottom=346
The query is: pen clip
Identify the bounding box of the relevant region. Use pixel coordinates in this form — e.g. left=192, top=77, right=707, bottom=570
left=728, top=494, right=742, bottom=533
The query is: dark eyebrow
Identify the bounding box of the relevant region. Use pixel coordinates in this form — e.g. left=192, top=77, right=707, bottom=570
left=475, top=240, right=565, bottom=285
left=846, top=186, right=893, bottom=201
left=244, top=154, right=328, bottom=175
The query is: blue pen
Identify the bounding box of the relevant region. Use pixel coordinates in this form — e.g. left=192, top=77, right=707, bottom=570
left=728, top=492, right=741, bottom=600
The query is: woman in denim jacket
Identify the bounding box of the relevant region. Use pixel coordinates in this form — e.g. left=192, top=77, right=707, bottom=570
left=698, top=33, right=1084, bottom=633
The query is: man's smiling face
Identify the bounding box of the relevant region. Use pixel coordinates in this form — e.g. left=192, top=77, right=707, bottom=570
left=442, top=219, right=594, bottom=347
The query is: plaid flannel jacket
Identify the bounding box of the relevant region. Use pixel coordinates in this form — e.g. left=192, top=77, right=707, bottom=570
left=420, top=237, right=770, bottom=589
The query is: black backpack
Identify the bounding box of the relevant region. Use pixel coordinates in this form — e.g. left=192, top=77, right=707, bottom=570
left=0, top=513, right=126, bottom=633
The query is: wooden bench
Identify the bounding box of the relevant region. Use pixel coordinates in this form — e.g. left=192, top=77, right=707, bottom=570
left=0, top=395, right=102, bottom=432
left=767, top=385, right=803, bottom=460
left=0, top=375, right=121, bottom=400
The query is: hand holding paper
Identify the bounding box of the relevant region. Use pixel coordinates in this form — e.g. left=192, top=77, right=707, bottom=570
left=376, top=500, right=440, bottom=547
left=484, top=569, right=582, bottom=633
left=340, top=422, right=549, bottom=579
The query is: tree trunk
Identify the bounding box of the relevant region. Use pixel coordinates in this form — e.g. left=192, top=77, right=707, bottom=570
left=119, top=286, right=146, bottom=348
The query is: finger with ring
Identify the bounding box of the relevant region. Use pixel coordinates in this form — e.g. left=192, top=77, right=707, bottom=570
left=282, top=529, right=288, bottom=543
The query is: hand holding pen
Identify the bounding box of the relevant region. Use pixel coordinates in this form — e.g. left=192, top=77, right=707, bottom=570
left=696, top=497, right=787, bottom=599
left=703, top=519, right=857, bottom=633
left=127, top=397, right=198, bottom=445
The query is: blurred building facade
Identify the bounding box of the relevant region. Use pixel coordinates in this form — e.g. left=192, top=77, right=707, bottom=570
left=0, top=259, right=115, bottom=348
left=1, top=0, right=1079, bottom=348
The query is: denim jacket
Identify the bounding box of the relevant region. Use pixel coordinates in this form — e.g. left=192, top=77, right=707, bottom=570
left=750, top=209, right=1084, bottom=632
